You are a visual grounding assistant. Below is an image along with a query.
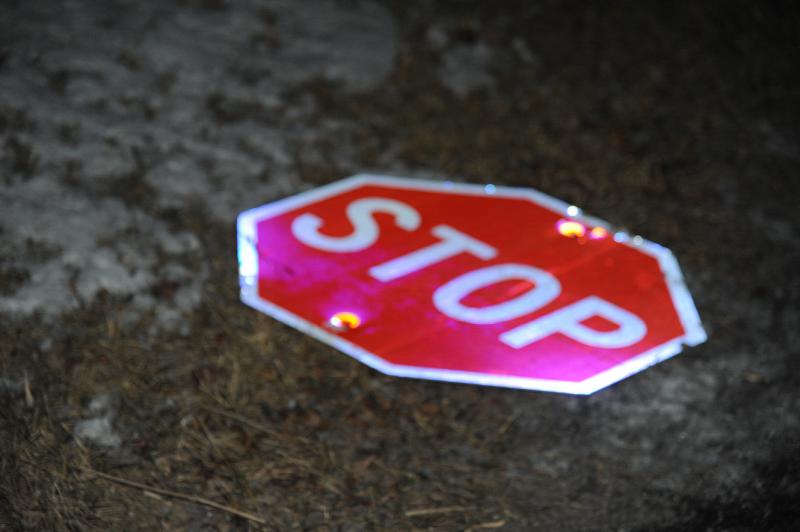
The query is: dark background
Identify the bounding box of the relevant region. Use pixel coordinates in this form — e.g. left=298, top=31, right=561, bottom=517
left=1, top=0, right=799, bottom=530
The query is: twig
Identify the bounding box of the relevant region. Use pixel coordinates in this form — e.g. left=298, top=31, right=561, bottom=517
left=201, top=404, right=312, bottom=444
left=76, top=466, right=266, bottom=525
left=467, top=520, right=507, bottom=530
left=201, top=404, right=278, bottom=435
left=405, top=506, right=464, bottom=517
left=23, top=372, right=34, bottom=408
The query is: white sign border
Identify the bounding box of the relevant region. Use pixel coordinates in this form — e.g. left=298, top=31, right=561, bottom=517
left=238, top=174, right=707, bottom=395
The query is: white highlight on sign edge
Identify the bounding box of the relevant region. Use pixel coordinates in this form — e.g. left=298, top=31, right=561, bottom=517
left=237, top=174, right=708, bottom=395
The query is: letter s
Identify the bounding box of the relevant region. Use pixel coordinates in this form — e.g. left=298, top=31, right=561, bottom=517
left=291, top=197, right=421, bottom=253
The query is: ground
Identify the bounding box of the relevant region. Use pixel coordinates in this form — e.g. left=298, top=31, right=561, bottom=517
left=1, top=0, right=799, bottom=530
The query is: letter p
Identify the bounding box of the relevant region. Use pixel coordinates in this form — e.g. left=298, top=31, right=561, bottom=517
left=500, top=296, right=647, bottom=349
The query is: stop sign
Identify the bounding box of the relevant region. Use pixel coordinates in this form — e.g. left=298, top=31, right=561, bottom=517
left=238, top=175, right=706, bottom=394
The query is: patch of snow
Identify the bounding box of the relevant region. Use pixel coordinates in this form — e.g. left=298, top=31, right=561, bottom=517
left=438, top=42, right=494, bottom=97
left=272, top=0, right=397, bottom=92
left=0, top=178, right=201, bottom=321
left=426, top=24, right=449, bottom=51
left=74, top=394, right=121, bottom=448
left=0, top=377, right=24, bottom=394
left=75, top=417, right=121, bottom=448
left=512, top=37, right=537, bottom=65
left=0, top=0, right=397, bottom=323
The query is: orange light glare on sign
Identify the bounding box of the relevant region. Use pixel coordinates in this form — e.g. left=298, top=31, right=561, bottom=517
left=329, top=311, right=362, bottom=331
left=557, top=220, right=587, bottom=238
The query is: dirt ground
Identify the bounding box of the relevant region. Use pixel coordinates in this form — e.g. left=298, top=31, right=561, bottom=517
left=1, top=0, right=799, bottom=530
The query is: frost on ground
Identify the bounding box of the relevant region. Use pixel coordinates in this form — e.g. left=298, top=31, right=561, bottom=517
left=0, top=0, right=397, bottom=329
left=0, top=178, right=199, bottom=317
left=270, top=0, right=397, bottom=92
left=74, top=394, right=121, bottom=449
left=438, top=42, right=495, bottom=97
left=427, top=21, right=496, bottom=97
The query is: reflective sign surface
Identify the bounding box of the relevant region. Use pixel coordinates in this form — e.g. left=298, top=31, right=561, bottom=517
left=238, top=175, right=706, bottom=394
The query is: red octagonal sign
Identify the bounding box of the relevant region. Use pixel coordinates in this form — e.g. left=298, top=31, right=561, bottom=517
left=238, top=175, right=706, bottom=394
